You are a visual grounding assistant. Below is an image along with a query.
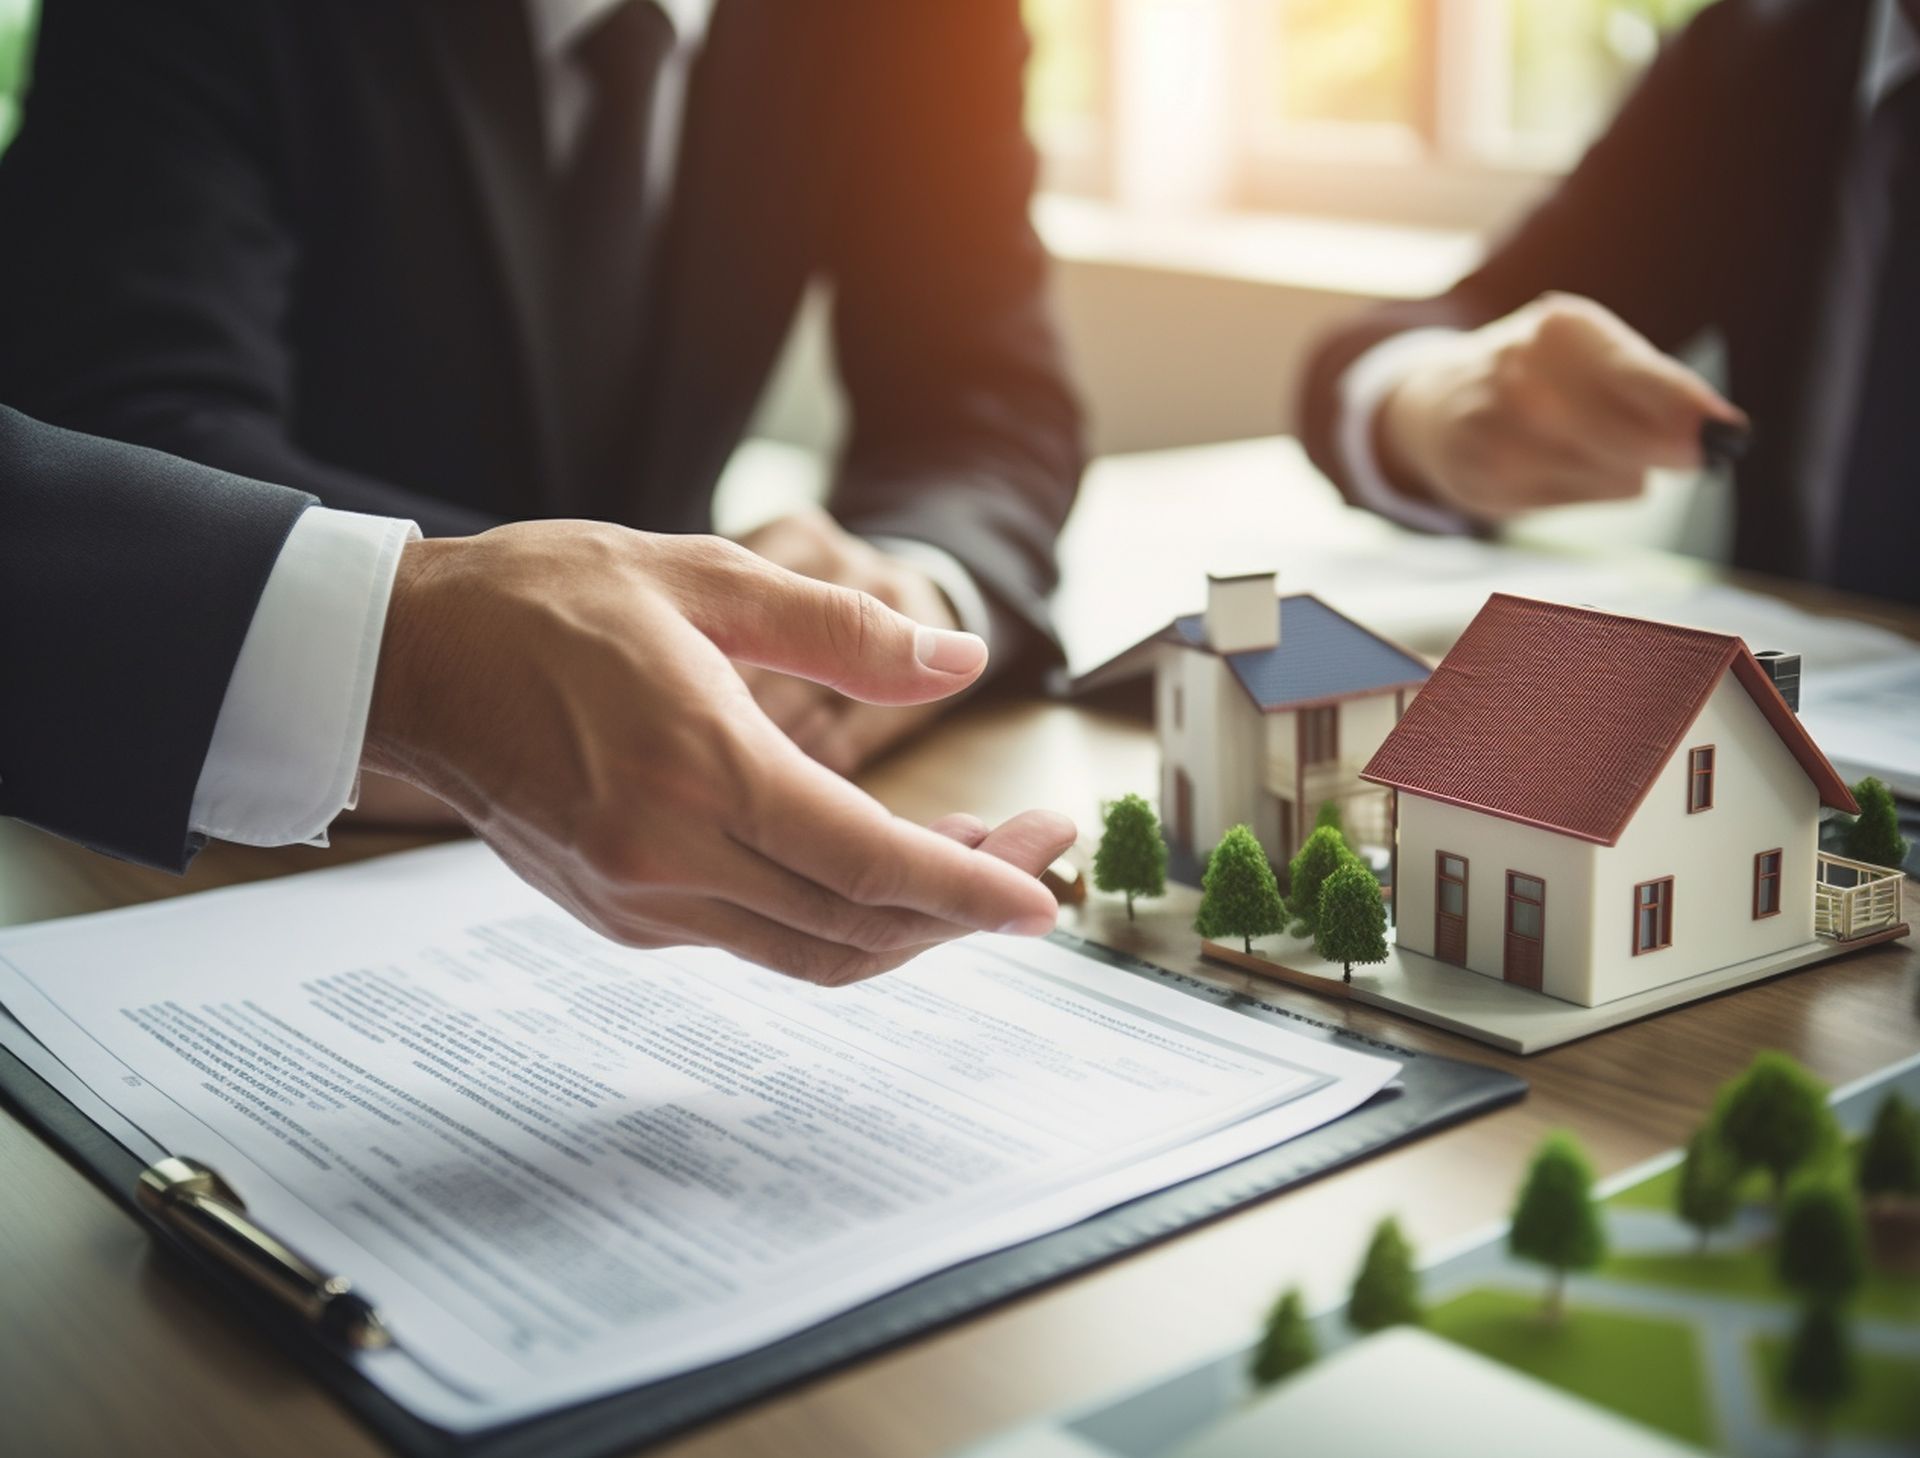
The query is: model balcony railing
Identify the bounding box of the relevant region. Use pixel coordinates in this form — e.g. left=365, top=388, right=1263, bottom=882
left=1815, top=852, right=1906, bottom=942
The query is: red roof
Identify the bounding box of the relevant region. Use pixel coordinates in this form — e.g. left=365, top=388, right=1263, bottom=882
left=1360, top=594, right=1859, bottom=845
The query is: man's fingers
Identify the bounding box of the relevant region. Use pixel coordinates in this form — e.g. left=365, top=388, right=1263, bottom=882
left=962, top=809, right=1080, bottom=878
left=926, top=813, right=990, bottom=848
left=613, top=892, right=915, bottom=987
left=741, top=746, right=1066, bottom=936
left=673, top=539, right=988, bottom=707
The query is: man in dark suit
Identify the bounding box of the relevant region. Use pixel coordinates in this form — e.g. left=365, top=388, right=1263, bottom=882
left=0, top=0, right=1084, bottom=774
left=0, top=405, right=1074, bottom=982
left=1300, top=0, right=1918, bottom=605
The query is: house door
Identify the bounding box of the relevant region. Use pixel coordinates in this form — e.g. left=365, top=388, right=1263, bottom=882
left=1174, top=770, right=1194, bottom=851
left=1504, top=872, right=1545, bottom=991
left=1435, top=853, right=1468, bottom=965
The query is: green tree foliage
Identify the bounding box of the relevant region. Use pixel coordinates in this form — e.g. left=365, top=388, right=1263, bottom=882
left=1348, top=1217, right=1422, bottom=1333
left=1674, top=1129, right=1741, bottom=1253
left=1249, top=1287, right=1317, bottom=1388
left=1092, top=794, right=1167, bottom=921
left=1313, top=800, right=1344, bottom=836
left=1284, top=824, right=1356, bottom=937
left=1508, top=1132, right=1606, bottom=1319
left=1194, top=825, right=1286, bottom=954
left=1858, top=1092, right=1920, bottom=1198
left=1713, top=1052, right=1836, bottom=1202
left=1316, top=860, right=1387, bottom=983
left=1841, top=776, right=1910, bottom=871
left=1776, top=1177, right=1866, bottom=1305
left=1781, top=1301, right=1855, bottom=1441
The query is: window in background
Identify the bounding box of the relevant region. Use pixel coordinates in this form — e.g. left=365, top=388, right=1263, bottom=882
left=1024, top=0, right=1717, bottom=232
left=0, top=0, right=34, bottom=156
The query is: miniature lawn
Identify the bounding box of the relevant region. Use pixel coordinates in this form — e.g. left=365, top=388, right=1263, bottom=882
left=1425, top=1288, right=1716, bottom=1449
left=1601, top=1244, right=1920, bottom=1323
left=1750, top=1336, right=1920, bottom=1441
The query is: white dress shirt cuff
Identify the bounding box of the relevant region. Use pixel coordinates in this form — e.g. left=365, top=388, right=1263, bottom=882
left=1336, top=327, right=1477, bottom=536
left=189, top=507, right=419, bottom=848
left=866, top=536, right=997, bottom=649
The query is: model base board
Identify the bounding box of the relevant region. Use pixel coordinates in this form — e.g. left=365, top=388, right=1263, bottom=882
left=1201, top=922, right=1911, bottom=1055
left=959, top=1054, right=1920, bottom=1458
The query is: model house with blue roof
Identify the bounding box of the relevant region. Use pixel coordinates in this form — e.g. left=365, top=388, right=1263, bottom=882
left=1156, top=573, right=1429, bottom=873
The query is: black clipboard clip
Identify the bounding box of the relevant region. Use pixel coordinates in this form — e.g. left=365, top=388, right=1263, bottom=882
left=136, top=1156, right=391, bottom=1350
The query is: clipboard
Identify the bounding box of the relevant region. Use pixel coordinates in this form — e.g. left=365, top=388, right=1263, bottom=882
left=0, top=933, right=1525, bottom=1458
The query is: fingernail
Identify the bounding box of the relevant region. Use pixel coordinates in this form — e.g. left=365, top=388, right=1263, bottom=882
left=915, top=626, right=988, bottom=675
left=997, top=910, right=1057, bottom=937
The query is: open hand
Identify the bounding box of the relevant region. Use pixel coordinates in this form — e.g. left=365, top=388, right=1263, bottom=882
left=361, top=521, right=1074, bottom=984
left=1376, top=292, right=1747, bottom=522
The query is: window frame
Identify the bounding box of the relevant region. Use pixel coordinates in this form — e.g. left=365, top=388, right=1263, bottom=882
left=1632, top=875, right=1674, bottom=956
left=1753, top=848, right=1783, bottom=920
left=1504, top=869, right=1545, bottom=943
left=1300, top=704, right=1339, bottom=767
left=1687, top=745, right=1716, bottom=814
left=1436, top=850, right=1469, bottom=916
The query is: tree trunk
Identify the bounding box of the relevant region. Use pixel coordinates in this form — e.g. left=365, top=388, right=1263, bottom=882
left=1342, top=961, right=1352, bottom=984
left=1546, top=1269, right=1565, bottom=1322
left=1243, top=934, right=1252, bottom=954
left=1125, top=891, right=1135, bottom=921
left=1695, top=1228, right=1708, bottom=1256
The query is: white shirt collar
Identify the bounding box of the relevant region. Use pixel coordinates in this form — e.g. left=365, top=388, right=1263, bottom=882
left=526, top=0, right=715, bottom=63
left=1863, top=0, right=1920, bottom=112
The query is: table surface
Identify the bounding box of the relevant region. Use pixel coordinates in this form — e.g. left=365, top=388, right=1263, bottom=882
left=4, top=575, right=1918, bottom=1458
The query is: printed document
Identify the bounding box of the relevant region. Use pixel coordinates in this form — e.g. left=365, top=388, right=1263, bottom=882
left=0, top=843, right=1395, bottom=1430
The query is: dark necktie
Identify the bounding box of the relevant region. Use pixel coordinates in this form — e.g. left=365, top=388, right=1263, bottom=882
left=552, top=0, right=676, bottom=508
left=1830, top=76, right=1920, bottom=604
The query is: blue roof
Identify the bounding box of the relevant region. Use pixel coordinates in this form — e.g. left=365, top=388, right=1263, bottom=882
left=1169, top=595, right=1428, bottom=710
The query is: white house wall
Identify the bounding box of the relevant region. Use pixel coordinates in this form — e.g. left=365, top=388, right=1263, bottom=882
left=1158, top=647, right=1264, bottom=859
left=1590, top=673, right=1819, bottom=1004
left=1392, top=669, right=1821, bottom=1007
left=1395, top=795, right=1599, bottom=1000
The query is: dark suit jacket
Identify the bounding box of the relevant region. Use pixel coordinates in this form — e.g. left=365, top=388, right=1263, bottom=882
left=0, top=0, right=1083, bottom=660
left=1300, top=0, right=1870, bottom=582
left=0, top=407, right=314, bottom=871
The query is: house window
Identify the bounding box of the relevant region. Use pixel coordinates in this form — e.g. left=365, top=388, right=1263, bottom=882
left=1687, top=746, right=1715, bottom=813
left=1754, top=849, right=1783, bottom=919
left=1302, top=705, right=1338, bottom=766
left=1633, top=877, right=1673, bottom=955
left=1506, top=873, right=1544, bottom=940
left=1436, top=854, right=1467, bottom=916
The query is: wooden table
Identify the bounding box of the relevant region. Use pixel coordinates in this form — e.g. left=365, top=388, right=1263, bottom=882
left=3, top=688, right=1916, bottom=1458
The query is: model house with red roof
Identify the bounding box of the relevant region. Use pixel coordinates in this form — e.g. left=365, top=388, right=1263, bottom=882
left=1156, top=573, right=1429, bottom=872
left=1362, top=594, right=1865, bottom=1008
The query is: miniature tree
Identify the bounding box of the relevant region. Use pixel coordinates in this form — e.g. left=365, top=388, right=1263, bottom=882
left=1194, top=825, right=1287, bottom=954
left=1092, top=794, right=1168, bottom=921
left=1348, top=1216, right=1421, bottom=1333
left=1858, top=1091, right=1920, bottom=1198
left=1313, top=800, right=1344, bottom=837
left=1841, top=776, right=1910, bottom=871
left=1776, top=1177, right=1866, bottom=1306
left=1675, top=1129, right=1741, bottom=1254
left=1249, top=1287, right=1317, bottom=1388
left=1316, top=860, right=1387, bottom=984
left=1508, top=1132, right=1606, bottom=1320
left=1781, top=1301, right=1855, bottom=1451
left=1713, top=1052, right=1836, bottom=1203
left=1284, top=824, right=1356, bottom=938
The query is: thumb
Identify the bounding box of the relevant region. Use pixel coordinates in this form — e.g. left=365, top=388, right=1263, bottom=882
left=678, top=539, right=989, bottom=705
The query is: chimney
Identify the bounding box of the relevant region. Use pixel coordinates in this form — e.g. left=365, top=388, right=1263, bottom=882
left=1204, top=571, right=1279, bottom=655
left=1755, top=650, right=1801, bottom=713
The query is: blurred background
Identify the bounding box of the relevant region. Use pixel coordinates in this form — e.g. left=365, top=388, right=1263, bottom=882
left=0, top=0, right=1721, bottom=548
